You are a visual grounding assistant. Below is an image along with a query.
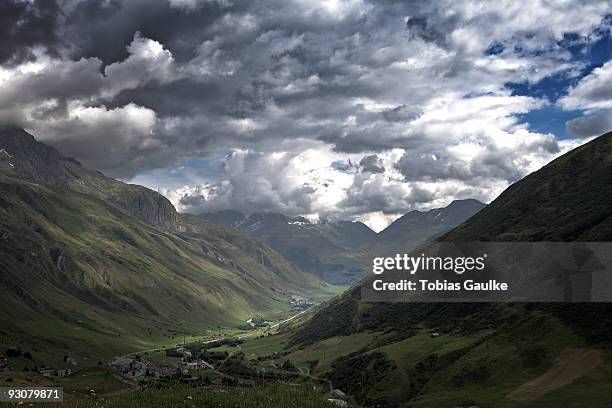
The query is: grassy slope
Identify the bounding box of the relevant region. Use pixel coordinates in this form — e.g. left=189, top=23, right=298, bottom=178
left=0, top=175, right=333, bottom=365
left=61, top=383, right=338, bottom=408
left=280, top=132, right=612, bottom=407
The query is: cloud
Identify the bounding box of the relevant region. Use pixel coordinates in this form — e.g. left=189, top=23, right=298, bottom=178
left=103, top=33, right=178, bottom=97
left=560, top=60, right=612, bottom=111
left=566, top=110, right=612, bottom=138
left=168, top=0, right=232, bottom=10
left=1, top=0, right=610, bottom=228
left=0, top=1, right=62, bottom=65
left=0, top=32, right=182, bottom=177
left=27, top=102, right=161, bottom=177
left=359, top=154, right=385, bottom=173
left=167, top=144, right=354, bottom=217
left=382, top=105, right=422, bottom=123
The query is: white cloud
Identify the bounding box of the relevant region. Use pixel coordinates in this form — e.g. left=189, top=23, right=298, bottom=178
left=566, top=110, right=612, bottom=137
left=103, top=33, right=177, bottom=97
left=27, top=102, right=160, bottom=174
left=560, top=60, right=612, bottom=111
left=169, top=144, right=355, bottom=216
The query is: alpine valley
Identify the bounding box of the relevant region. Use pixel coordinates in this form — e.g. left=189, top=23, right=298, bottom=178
left=0, top=126, right=336, bottom=364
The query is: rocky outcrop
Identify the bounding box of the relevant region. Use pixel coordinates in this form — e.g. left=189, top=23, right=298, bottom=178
left=109, top=186, right=178, bottom=230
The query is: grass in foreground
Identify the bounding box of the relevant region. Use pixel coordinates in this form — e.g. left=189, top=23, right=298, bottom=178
left=63, top=383, right=338, bottom=408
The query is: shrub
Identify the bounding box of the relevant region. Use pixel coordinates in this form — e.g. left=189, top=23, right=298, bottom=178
left=520, top=345, right=548, bottom=368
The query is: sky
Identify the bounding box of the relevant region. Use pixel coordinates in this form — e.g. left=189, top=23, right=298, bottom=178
left=0, top=0, right=611, bottom=231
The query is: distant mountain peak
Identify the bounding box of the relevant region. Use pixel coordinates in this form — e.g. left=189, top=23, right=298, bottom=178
left=377, top=199, right=486, bottom=242
left=446, top=198, right=486, bottom=207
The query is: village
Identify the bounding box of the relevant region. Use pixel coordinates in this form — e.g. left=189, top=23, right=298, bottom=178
left=110, top=353, right=214, bottom=381
left=0, top=338, right=351, bottom=407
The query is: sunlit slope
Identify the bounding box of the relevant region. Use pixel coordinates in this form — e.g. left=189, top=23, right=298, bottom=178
left=0, top=175, right=330, bottom=358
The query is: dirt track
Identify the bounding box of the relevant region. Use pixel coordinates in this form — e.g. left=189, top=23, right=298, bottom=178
left=507, top=348, right=604, bottom=402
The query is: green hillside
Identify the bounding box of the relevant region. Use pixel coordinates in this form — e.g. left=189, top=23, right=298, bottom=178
left=282, top=131, right=612, bottom=407
left=61, top=383, right=338, bottom=408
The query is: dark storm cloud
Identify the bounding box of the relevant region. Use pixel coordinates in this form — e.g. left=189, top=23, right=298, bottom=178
left=179, top=193, right=207, bottom=206
left=0, top=0, right=63, bottom=65
left=63, top=0, right=236, bottom=64
left=406, top=16, right=445, bottom=43
left=338, top=172, right=436, bottom=216
left=394, top=135, right=561, bottom=184
left=359, top=154, right=385, bottom=173
left=382, top=105, right=421, bottom=122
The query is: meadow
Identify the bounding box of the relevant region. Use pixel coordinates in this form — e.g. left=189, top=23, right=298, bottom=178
left=62, top=383, right=339, bottom=408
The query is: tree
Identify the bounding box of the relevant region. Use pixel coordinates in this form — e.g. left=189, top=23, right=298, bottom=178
left=281, top=360, right=297, bottom=372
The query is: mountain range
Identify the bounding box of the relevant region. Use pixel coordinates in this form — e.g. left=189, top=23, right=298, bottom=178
left=0, top=127, right=333, bottom=362
left=201, top=199, right=486, bottom=284
left=280, top=131, right=612, bottom=407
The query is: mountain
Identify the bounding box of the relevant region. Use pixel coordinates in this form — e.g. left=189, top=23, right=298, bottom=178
left=200, top=209, right=246, bottom=228
left=201, top=211, right=377, bottom=284
left=0, top=126, right=177, bottom=229
left=378, top=199, right=486, bottom=242
left=201, top=202, right=484, bottom=285
left=281, top=131, right=612, bottom=407
left=364, top=199, right=486, bottom=257
left=0, top=128, right=333, bottom=363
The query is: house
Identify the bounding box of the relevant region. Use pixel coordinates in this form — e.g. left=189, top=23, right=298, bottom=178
left=56, top=369, right=72, bottom=377
left=331, top=389, right=346, bottom=398
left=145, top=362, right=180, bottom=379
left=186, top=359, right=214, bottom=370
left=328, top=399, right=348, bottom=407
left=38, top=366, right=54, bottom=377
left=111, top=357, right=133, bottom=373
